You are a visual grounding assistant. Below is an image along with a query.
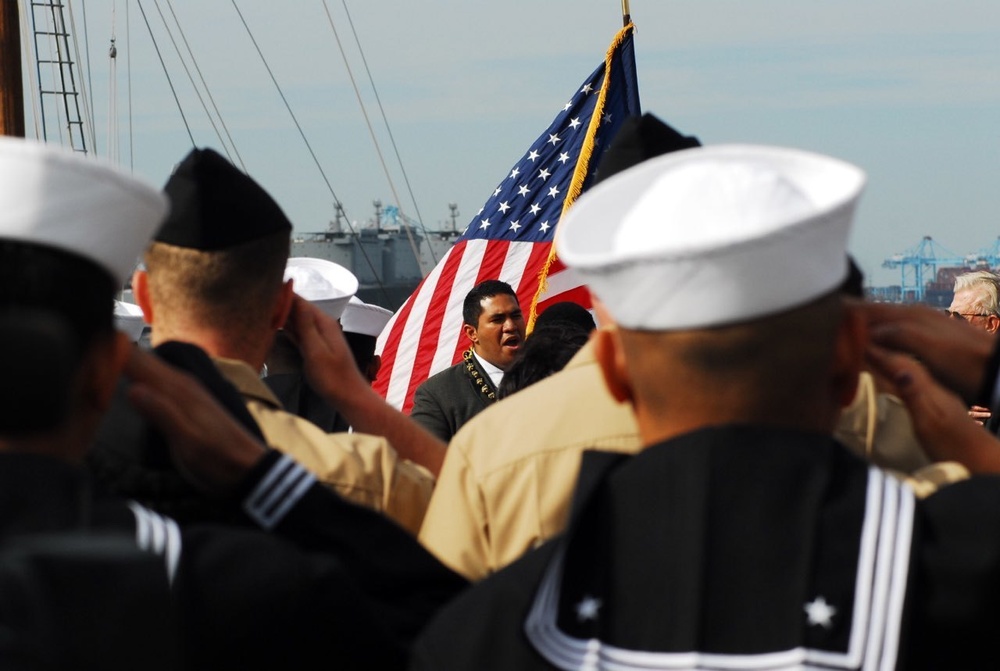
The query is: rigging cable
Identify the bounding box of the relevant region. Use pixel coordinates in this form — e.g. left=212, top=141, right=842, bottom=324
left=79, top=0, right=96, bottom=142
left=19, top=1, right=44, bottom=141
left=339, top=0, right=439, bottom=267
left=321, top=0, right=424, bottom=272
left=163, top=0, right=246, bottom=171
left=126, top=0, right=134, bottom=171
left=230, top=0, right=390, bottom=303
left=107, top=0, right=118, bottom=162
left=151, top=0, right=236, bottom=166
left=135, top=0, right=196, bottom=147
left=65, top=0, right=96, bottom=152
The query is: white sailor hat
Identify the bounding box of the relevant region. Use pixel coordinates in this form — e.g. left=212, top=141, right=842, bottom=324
left=556, top=144, right=866, bottom=330
left=284, top=257, right=359, bottom=320
left=114, top=300, right=147, bottom=342
left=0, top=137, right=168, bottom=285
left=340, top=296, right=392, bottom=338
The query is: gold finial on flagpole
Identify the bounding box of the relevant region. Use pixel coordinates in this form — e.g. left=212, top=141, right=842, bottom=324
left=621, top=0, right=631, bottom=26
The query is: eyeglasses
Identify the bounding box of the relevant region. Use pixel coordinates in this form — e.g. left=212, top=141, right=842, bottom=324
left=944, top=310, right=992, bottom=320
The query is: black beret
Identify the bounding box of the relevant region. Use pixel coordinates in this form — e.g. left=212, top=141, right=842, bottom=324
left=594, top=113, right=701, bottom=184
left=156, top=148, right=292, bottom=250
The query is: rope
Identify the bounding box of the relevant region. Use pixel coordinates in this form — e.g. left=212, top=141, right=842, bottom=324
left=80, top=0, right=96, bottom=144
left=19, top=2, right=44, bottom=140
left=163, top=0, right=246, bottom=171
left=135, top=0, right=195, bottom=146
left=126, top=0, right=134, bottom=171
left=151, top=0, right=235, bottom=166
left=320, top=1, right=423, bottom=275
left=108, top=0, right=117, bottom=162
left=340, top=0, right=438, bottom=267
left=231, top=0, right=389, bottom=303
left=65, top=0, right=96, bottom=152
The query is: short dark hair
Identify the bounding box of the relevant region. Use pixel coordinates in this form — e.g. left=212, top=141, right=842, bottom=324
left=497, top=321, right=590, bottom=399
left=463, top=280, right=518, bottom=327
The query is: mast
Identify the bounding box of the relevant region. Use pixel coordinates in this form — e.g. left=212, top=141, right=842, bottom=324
left=621, top=0, right=631, bottom=26
left=0, top=0, right=25, bottom=137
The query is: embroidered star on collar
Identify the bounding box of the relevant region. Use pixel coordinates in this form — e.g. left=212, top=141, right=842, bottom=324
left=575, top=595, right=602, bottom=622
left=804, top=596, right=837, bottom=629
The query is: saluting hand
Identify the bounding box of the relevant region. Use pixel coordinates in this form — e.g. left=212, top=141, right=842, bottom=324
left=123, top=347, right=267, bottom=492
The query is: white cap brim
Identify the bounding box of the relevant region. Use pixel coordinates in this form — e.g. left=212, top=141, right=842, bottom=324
left=340, top=296, right=393, bottom=337
left=0, top=137, right=168, bottom=284
left=557, top=144, right=865, bottom=330
left=285, top=257, right=359, bottom=320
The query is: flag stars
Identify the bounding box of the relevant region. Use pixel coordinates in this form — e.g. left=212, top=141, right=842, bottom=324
left=539, top=221, right=551, bottom=233
left=498, top=201, right=511, bottom=214
left=479, top=218, right=491, bottom=230
left=568, top=117, right=581, bottom=130
left=558, top=152, right=571, bottom=164
left=547, top=133, right=561, bottom=146
left=581, top=83, right=594, bottom=95
left=529, top=203, right=541, bottom=216
left=518, top=185, right=530, bottom=198
left=509, top=220, right=521, bottom=232
left=527, top=150, right=540, bottom=162
left=538, top=168, right=551, bottom=181
left=494, top=186, right=502, bottom=196
left=548, top=185, right=561, bottom=199
left=563, top=101, right=572, bottom=111
left=510, top=167, right=520, bottom=180
left=477, top=207, right=484, bottom=216
left=602, top=111, right=613, bottom=124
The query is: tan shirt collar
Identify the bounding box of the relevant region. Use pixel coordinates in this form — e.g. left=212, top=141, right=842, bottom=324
left=211, top=356, right=282, bottom=408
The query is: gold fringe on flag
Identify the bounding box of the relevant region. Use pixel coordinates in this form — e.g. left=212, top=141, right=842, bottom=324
left=526, top=23, right=636, bottom=331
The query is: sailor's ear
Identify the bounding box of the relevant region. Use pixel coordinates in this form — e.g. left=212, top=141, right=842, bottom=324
left=132, top=269, right=153, bottom=325
left=594, top=327, right=632, bottom=404
left=271, top=280, right=295, bottom=331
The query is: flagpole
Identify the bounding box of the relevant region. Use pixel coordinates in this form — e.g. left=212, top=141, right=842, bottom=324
left=621, top=0, right=631, bottom=26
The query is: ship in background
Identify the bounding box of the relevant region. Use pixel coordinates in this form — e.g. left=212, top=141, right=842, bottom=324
left=293, top=201, right=462, bottom=311
left=872, top=236, right=1000, bottom=307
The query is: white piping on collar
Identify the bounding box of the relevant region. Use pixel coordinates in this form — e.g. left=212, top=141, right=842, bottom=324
left=524, top=467, right=915, bottom=671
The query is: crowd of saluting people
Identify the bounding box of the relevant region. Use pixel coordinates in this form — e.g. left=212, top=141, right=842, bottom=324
left=4, top=113, right=1000, bottom=670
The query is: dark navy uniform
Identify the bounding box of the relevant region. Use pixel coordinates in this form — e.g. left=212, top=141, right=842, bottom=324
left=0, top=449, right=466, bottom=670
left=412, top=425, right=1000, bottom=670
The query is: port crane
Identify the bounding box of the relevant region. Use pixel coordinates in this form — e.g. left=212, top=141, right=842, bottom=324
left=882, top=236, right=1000, bottom=302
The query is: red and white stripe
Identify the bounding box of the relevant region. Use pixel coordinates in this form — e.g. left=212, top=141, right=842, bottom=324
left=375, top=238, right=580, bottom=412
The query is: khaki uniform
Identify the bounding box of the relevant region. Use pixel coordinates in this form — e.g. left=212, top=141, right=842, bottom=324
left=418, top=342, right=641, bottom=580
left=420, top=346, right=968, bottom=581
left=214, top=358, right=434, bottom=534
left=836, top=370, right=969, bottom=498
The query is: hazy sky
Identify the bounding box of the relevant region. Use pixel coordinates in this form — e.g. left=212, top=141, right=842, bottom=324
left=21, top=1, right=1000, bottom=287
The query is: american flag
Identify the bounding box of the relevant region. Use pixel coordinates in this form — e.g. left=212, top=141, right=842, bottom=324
left=375, top=24, right=641, bottom=412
